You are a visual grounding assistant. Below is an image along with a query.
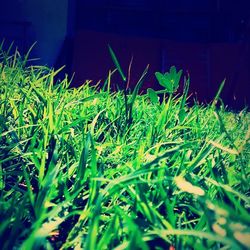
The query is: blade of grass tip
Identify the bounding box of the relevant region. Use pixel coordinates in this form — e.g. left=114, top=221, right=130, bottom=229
left=6, top=41, right=14, bottom=57
left=155, top=94, right=172, bottom=133
left=12, top=47, right=18, bottom=68
left=211, top=79, right=225, bottom=109
left=102, top=69, right=117, bottom=92
left=23, top=42, right=37, bottom=66
left=68, top=71, right=75, bottom=87
left=126, top=55, right=133, bottom=90
left=130, top=64, right=149, bottom=106
left=107, top=70, right=112, bottom=93
left=108, top=45, right=126, bottom=82
left=31, top=65, right=65, bottom=87
left=0, top=39, right=4, bottom=51
left=179, top=75, right=190, bottom=109
left=90, top=109, right=106, bottom=136
left=126, top=64, right=149, bottom=126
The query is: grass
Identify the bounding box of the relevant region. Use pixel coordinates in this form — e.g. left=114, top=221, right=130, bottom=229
left=0, top=43, right=250, bottom=250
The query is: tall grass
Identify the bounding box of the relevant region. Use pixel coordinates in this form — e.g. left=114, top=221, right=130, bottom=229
left=0, top=43, right=249, bottom=250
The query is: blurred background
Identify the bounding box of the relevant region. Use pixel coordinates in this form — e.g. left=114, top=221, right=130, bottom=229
left=0, top=0, right=249, bottom=109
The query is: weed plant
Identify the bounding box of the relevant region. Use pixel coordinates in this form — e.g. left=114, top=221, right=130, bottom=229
left=0, top=43, right=250, bottom=249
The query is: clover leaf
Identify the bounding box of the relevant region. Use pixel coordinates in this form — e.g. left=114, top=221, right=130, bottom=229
left=155, top=66, right=182, bottom=93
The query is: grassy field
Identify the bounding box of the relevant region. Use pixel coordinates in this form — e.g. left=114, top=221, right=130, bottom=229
left=0, top=44, right=250, bottom=250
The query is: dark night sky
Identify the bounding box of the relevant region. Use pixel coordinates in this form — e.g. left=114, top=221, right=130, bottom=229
left=74, top=0, right=250, bottom=42
left=1, top=1, right=249, bottom=62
